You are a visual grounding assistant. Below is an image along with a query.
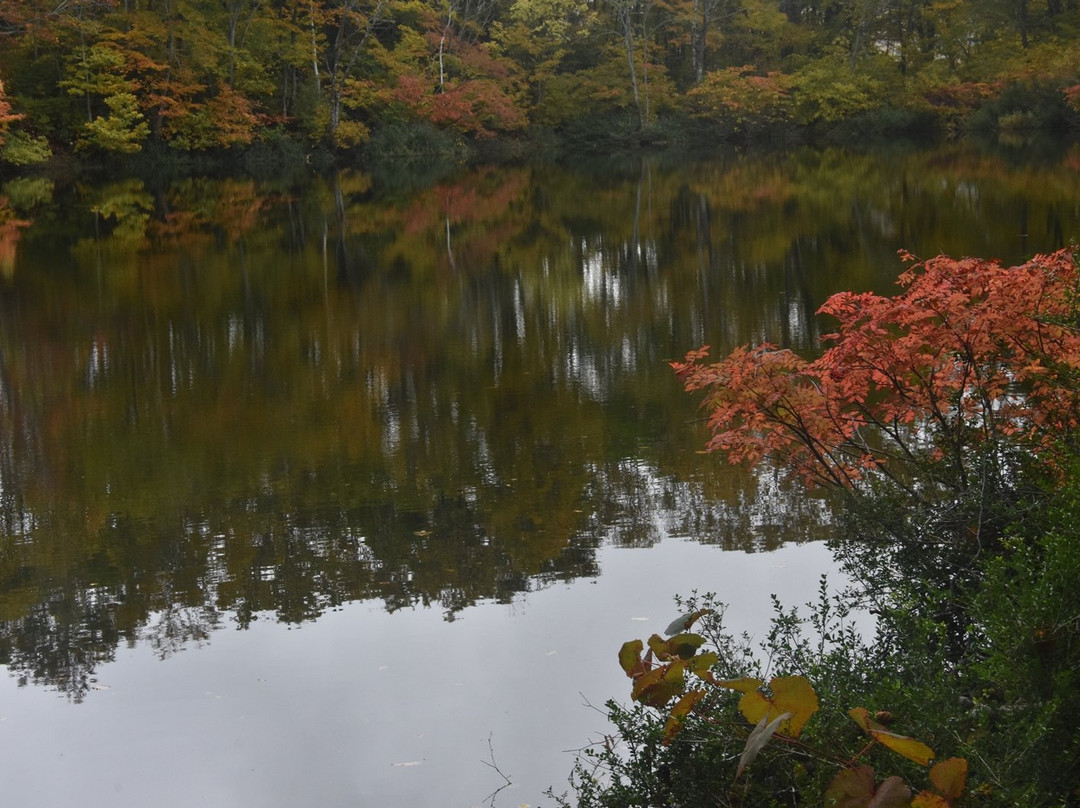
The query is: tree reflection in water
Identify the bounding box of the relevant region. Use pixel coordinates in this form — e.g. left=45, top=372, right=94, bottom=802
left=1, top=143, right=1076, bottom=700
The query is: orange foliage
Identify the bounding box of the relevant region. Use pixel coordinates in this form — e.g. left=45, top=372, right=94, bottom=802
left=673, top=250, right=1080, bottom=490
left=0, top=78, right=24, bottom=145
left=0, top=199, right=30, bottom=278
left=1064, top=84, right=1080, bottom=114
left=686, top=66, right=791, bottom=126
left=922, top=81, right=1000, bottom=114
left=392, top=75, right=525, bottom=138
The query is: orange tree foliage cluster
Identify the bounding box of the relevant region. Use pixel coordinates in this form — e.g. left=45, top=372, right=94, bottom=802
left=672, top=250, right=1080, bottom=495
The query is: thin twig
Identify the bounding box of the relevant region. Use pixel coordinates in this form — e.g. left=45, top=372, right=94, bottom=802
left=481, top=732, right=512, bottom=807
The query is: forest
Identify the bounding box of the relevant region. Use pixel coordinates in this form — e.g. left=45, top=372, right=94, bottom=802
left=0, top=0, right=1079, bottom=164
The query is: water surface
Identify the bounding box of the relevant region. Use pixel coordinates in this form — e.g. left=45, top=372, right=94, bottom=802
left=0, top=142, right=1077, bottom=806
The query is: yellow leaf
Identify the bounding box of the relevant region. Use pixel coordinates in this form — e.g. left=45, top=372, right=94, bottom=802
left=929, top=757, right=967, bottom=802
left=688, top=651, right=719, bottom=681
left=718, top=676, right=818, bottom=738
left=632, top=660, right=685, bottom=708
left=848, top=706, right=873, bottom=730
left=619, top=639, right=645, bottom=677
left=871, top=729, right=934, bottom=765
left=769, top=675, right=819, bottom=737
left=848, top=707, right=935, bottom=765
left=737, top=689, right=773, bottom=726
left=715, top=677, right=764, bottom=694
left=716, top=678, right=771, bottom=727
left=662, top=689, right=706, bottom=745
left=647, top=633, right=673, bottom=660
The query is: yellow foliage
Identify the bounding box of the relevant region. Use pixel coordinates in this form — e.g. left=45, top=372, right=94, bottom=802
left=849, top=707, right=935, bottom=766
left=717, top=675, right=819, bottom=738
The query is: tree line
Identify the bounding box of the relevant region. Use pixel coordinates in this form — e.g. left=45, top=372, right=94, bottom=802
left=0, top=0, right=1077, bottom=162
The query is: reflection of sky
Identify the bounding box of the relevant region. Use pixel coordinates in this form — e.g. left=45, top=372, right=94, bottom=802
left=0, top=540, right=866, bottom=808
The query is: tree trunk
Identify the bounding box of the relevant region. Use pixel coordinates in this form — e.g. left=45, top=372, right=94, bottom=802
left=617, top=4, right=644, bottom=130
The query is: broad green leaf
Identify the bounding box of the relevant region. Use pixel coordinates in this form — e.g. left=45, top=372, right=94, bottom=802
left=825, top=765, right=876, bottom=808
left=619, top=639, right=645, bottom=677
left=662, top=688, right=706, bottom=745
left=848, top=707, right=935, bottom=765
left=929, top=757, right=967, bottom=801
left=736, top=711, right=790, bottom=780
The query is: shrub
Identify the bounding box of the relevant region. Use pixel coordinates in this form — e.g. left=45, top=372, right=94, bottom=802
left=562, top=250, right=1080, bottom=806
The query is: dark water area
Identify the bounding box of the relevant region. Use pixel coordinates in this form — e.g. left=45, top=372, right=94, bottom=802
left=0, top=142, right=1077, bottom=806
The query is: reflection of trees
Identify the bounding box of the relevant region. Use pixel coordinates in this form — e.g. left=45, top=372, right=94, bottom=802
left=0, top=587, right=120, bottom=704
left=0, top=145, right=1077, bottom=698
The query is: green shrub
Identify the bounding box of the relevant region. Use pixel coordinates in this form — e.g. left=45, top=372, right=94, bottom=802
left=0, top=130, right=52, bottom=166
left=965, top=80, right=1075, bottom=135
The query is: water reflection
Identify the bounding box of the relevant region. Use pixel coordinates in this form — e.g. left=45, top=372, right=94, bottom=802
left=1, top=143, right=1078, bottom=701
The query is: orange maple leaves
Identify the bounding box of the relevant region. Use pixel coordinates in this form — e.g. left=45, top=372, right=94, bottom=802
left=673, top=249, right=1080, bottom=490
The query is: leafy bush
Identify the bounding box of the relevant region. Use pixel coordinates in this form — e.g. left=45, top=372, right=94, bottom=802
left=965, top=80, right=1076, bottom=135
left=788, top=58, right=887, bottom=125
left=240, top=128, right=317, bottom=182
left=561, top=250, right=1080, bottom=806
left=561, top=525, right=1080, bottom=805
left=364, top=121, right=467, bottom=161
left=556, top=585, right=974, bottom=807
left=0, top=130, right=52, bottom=166
left=685, top=67, right=793, bottom=138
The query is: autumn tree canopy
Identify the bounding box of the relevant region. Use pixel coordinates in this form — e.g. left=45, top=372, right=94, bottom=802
left=673, top=250, right=1080, bottom=498
left=0, top=0, right=1076, bottom=159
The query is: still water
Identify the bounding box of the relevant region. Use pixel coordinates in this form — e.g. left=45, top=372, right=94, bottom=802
left=0, top=142, right=1078, bottom=806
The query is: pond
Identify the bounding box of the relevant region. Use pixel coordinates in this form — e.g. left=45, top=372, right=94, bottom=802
left=0, top=141, right=1078, bottom=807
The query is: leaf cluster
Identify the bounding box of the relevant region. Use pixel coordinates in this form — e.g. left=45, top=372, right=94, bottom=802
left=673, top=249, right=1080, bottom=500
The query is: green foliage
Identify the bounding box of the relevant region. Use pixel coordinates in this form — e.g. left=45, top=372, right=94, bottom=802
left=239, top=128, right=314, bottom=182
left=79, top=93, right=150, bottom=153
left=562, top=586, right=978, bottom=807
left=0, top=130, right=51, bottom=165
left=965, top=79, right=1078, bottom=135
left=965, top=488, right=1080, bottom=798
left=364, top=120, right=467, bottom=160
left=789, top=56, right=887, bottom=124
left=570, top=248, right=1080, bottom=807
left=59, top=43, right=133, bottom=110
left=570, top=528, right=1080, bottom=805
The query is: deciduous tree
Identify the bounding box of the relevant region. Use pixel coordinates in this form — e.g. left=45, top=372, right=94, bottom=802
left=673, top=250, right=1080, bottom=495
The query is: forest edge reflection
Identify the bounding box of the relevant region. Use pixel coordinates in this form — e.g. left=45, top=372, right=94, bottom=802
left=1, top=143, right=1078, bottom=701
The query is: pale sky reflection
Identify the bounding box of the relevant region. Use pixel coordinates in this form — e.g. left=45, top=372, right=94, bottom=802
left=0, top=540, right=861, bottom=808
